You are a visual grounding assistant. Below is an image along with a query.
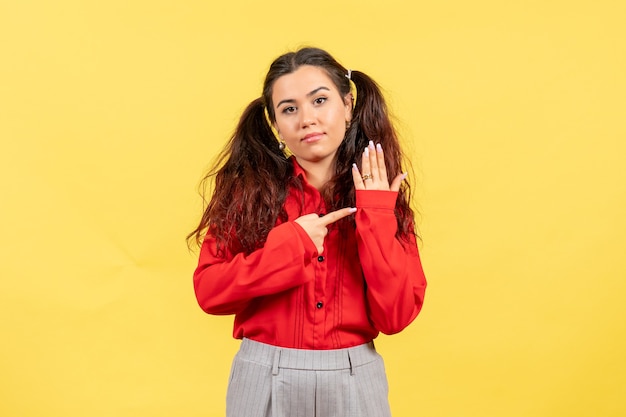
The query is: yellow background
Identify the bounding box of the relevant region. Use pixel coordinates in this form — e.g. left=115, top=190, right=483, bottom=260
left=1, top=0, right=625, bottom=416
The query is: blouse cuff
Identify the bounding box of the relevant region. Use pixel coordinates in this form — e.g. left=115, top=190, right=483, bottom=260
left=355, top=190, right=398, bottom=210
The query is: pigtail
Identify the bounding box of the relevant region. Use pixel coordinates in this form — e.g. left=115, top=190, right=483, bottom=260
left=349, top=71, right=402, bottom=174
left=187, top=98, right=292, bottom=254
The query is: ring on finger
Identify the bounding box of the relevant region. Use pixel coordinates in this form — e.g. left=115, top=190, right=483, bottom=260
left=362, top=173, right=373, bottom=181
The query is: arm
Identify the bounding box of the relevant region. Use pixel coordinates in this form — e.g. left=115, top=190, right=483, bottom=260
left=355, top=189, right=427, bottom=334
left=193, top=221, right=317, bottom=315
left=351, top=141, right=427, bottom=334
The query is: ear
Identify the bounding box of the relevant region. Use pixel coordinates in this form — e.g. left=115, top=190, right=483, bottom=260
left=343, top=93, right=354, bottom=123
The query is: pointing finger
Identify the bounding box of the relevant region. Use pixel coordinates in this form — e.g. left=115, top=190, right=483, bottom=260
left=319, top=207, right=357, bottom=226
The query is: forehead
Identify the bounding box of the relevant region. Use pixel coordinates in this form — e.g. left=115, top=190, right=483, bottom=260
left=272, top=65, right=338, bottom=102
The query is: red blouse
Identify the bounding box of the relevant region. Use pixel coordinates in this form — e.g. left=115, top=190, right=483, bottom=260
left=193, top=158, right=427, bottom=349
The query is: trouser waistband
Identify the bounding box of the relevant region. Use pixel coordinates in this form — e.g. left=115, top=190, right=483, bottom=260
left=237, top=338, right=379, bottom=376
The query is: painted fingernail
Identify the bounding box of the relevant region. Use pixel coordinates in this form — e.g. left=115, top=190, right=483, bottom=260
left=352, top=163, right=358, bottom=170
left=368, top=140, right=374, bottom=148
left=376, top=143, right=382, bottom=152
left=401, top=172, right=408, bottom=180
left=364, top=147, right=369, bottom=156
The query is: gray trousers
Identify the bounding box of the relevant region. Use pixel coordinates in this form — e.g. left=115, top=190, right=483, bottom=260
left=226, top=338, right=392, bottom=417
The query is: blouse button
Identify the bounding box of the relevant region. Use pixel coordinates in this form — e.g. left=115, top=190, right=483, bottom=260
left=316, top=302, right=324, bottom=309
left=317, top=256, right=325, bottom=262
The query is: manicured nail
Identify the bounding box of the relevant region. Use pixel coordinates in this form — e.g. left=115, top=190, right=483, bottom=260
left=364, top=147, right=369, bottom=156
left=376, top=143, right=382, bottom=152
left=349, top=207, right=357, bottom=213
left=368, top=140, right=374, bottom=148
left=352, top=163, right=358, bottom=171
left=401, top=172, right=408, bottom=180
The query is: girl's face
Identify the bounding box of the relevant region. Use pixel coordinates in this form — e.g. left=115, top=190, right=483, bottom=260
left=272, top=65, right=352, bottom=172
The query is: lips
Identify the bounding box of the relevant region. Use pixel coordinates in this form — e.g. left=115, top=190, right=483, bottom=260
left=302, top=132, right=324, bottom=142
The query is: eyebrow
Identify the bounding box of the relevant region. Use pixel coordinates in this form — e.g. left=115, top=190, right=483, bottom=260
left=276, top=86, right=331, bottom=109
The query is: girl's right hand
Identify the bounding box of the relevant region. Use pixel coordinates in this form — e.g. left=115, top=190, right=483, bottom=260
left=294, top=207, right=356, bottom=254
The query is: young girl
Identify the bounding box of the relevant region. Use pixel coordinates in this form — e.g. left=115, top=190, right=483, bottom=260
left=189, top=47, right=427, bottom=417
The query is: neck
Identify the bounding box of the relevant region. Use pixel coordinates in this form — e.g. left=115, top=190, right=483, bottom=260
left=296, top=157, right=335, bottom=190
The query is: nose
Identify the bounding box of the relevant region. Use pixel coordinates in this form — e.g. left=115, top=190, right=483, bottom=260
left=299, top=104, right=316, bottom=127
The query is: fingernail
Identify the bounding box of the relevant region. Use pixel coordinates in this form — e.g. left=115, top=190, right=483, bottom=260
left=349, top=207, right=357, bottom=213
left=376, top=143, right=382, bottom=152
left=352, top=163, right=358, bottom=170
left=368, top=140, right=374, bottom=148
left=364, top=147, right=369, bottom=156
left=401, top=172, right=408, bottom=180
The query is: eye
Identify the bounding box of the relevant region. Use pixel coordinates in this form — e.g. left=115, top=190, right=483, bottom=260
left=314, top=97, right=327, bottom=105
left=282, top=106, right=296, bottom=114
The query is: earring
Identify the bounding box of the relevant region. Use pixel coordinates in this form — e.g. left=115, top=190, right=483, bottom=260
left=346, top=120, right=351, bottom=129
left=279, top=141, right=286, bottom=151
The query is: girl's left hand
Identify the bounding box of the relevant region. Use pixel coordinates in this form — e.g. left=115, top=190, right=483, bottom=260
left=352, top=141, right=406, bottom=192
